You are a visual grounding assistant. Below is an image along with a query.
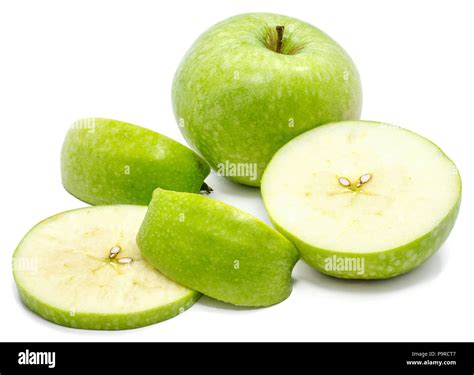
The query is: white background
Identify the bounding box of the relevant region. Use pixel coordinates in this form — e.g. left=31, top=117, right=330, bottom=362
left=0, top=0, right=472, bottom=342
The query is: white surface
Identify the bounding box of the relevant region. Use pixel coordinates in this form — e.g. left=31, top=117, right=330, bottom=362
left=0, top=0, right=472, bottom=342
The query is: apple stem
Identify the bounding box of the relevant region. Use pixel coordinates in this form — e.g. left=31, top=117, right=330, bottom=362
left=276, top=25, right=285, bottom=54
left=200, top=182, right=213, bottom=194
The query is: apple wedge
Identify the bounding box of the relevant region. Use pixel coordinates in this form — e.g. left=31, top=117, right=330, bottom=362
left=61, top=118, right=211, bottom=205
left=261, top=121, right=461, bottom=279
left=13, top=205, right=200, bottom=330
left=137, top=189, right=299, bottom=307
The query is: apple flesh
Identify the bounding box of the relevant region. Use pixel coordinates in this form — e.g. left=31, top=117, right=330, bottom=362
left=61, top=118, right=211, bottom=205
left=12, top=205, right=200, bottom=330
left=137, top=189, right=299, bottom=307
left=172, top=13, right=362, bottom=186
left=261, top=121, right=461, bottom=279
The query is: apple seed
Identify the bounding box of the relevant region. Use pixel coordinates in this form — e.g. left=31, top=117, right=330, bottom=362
left=117, top=257, right=133, bottom=264
left=359, top=173, right=372, bottom=184
left=109, top=246, right=121, bottom=259
left=338, top=177, right=351, bottom=187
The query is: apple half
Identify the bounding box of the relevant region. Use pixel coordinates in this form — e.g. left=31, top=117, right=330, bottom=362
left=137, top=189, right=299, bottom=307
left=261, top=121, right=461, bottom=279
left=61, top=118, right=211, bottom=205
left=13, top=205, right=200, bottom=330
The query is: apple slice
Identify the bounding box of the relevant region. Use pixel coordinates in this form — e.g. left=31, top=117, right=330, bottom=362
left=261, top=121, right=461, bottom=279
left=137, top=189, right=300, bottom=307
left=61, top=118, right=211, bottom=205
left=13, top=205, right=200, bottom=330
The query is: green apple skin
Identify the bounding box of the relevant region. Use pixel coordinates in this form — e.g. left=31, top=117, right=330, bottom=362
left=137, top=189, right=300, bottom=307
left=61, top=118, right=210, bottom=205
left=172, top=13, right=362, bottom=186
left=15, top=283, right=200, bottom=330
left=274, top=200, right=460, bottom=279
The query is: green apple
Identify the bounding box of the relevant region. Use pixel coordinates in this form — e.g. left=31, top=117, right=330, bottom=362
left=172, top=13, right=362, bottom=186
left=61, top=118, right=211, bottom=205
left=13, top=205, right=200, bottom=330
left=261, top=121, right=461, bottom=279
left=137, top=189, right=299, bottom=307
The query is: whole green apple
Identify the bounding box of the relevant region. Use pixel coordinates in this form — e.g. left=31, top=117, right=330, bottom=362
left=137, top=188, right=299, bottom=307
left=261, top=121, right=462, bottom=279
left=172, top=13, right=362, bottom=186
left=13, top=205, right=200, bottom=330
left=61, top=118, right=211, bottom=205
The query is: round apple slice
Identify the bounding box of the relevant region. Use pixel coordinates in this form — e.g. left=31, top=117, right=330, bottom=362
left=13, top=205, right=200, bottom=330
left=261, top=121, right=461, bottom=279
